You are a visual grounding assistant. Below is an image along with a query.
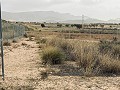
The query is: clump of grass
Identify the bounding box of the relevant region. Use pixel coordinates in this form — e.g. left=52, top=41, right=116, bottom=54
left=99, top=40, right=112, bottom=54
left=41, top=46, right=65, bottom=65
left=100, top=55, right=120, bottom=74
left=99, top=39, right=120, bottom=59
left=76, top=46, right=101, bottom=76
left=111, top=45, right=120, bottom=59
left=3, top=41, right=11, bottom=46
left=47, top=38, right=75, bottom=61
left=74, top=40, right=120, bottom=76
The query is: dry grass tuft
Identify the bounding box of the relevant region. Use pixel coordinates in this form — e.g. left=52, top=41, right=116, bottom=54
left=47, top=38, right=75, bottom=61
left=41, top=46, right=65, bottom=65
left=99, top=39, right=120, bottom=59
left=100, top=55, right=120, bottom=74
left=75, top=46, right=101, bottom=76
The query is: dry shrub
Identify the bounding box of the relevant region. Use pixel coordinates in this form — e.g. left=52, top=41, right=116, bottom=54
left=111, top=45, right=120, bottom=59
left=99, top=40, right=112, bottom=54
left=41, top=46, right=65, bottom=65
left=73, top=40, right=120, bottom=76
left=100, top=55, right=120, bottom=74
left=99, top=39, right=120, bottom=59
left=75, top=46, right=101, bottom=76
left=40, top=37, right=120, bottom=76
left=47, top=38, right=75, bottom=61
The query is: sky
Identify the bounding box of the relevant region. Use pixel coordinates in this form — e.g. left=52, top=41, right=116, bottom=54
left=1, top=0, right=120, bottom=20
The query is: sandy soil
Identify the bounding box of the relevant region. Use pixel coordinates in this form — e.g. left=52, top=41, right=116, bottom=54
left=0, top=38, right=120, bottom=90
left=0, top=38, right=40, bottom=89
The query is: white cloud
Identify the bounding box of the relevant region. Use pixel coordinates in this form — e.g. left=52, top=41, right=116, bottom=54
left=1, top=0, right=120, bottom=20
left=80, top=0, right=103, bottom=5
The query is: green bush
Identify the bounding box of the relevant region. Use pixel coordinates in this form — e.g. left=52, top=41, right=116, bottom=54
left=48, top=38, right=75, bottom=61
left=41, top=46, right=65, bottom=65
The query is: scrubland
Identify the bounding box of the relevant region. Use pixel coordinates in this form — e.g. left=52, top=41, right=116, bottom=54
left=0, top=22, right=120, bottom=90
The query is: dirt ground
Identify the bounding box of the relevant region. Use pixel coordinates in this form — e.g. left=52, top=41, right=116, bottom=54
left=0, top=38, right=120, bottom=90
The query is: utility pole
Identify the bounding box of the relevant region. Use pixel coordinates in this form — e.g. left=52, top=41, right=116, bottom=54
left=90, top=24, right=92, bottom=39
left=117, top=24, right=119, bottom=40
left=0, top=3, right=4, bottom=81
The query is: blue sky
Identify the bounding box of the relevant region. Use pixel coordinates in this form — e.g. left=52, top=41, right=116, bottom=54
left=1, top=0, right=120, bottom=20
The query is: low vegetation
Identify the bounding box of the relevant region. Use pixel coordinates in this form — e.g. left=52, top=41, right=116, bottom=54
left=41, top=46, right=65, bottom=65
left=39, top=36, right=120, bottom=76
left=47, top=38, right=75, bottom=60
left=99, top=38, right=120, bottom=59
left=26, top=22, right=120, bottom=76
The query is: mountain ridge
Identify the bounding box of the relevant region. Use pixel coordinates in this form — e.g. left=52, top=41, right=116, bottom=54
left=2, top=11, right=120, bottom=23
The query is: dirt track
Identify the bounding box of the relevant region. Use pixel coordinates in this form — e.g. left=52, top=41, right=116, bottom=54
left=0, top=38, right=120, bottom=90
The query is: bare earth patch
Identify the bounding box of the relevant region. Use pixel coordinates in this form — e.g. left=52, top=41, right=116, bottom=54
left=0, top=38, right=120, bottom=90
left=0, top=38, right=40, bottom=89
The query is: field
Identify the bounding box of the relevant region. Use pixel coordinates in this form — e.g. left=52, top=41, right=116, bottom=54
left=0, top=21, right=120, bottom=90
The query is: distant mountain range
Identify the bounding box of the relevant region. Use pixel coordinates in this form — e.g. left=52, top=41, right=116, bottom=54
left=2, top=11, right=120, bottom=24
